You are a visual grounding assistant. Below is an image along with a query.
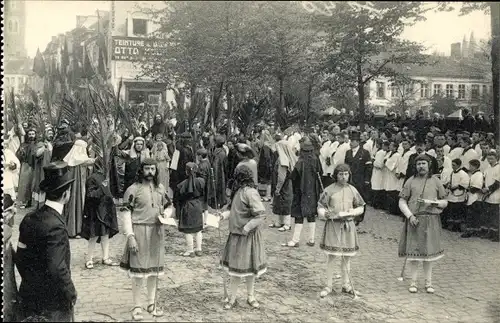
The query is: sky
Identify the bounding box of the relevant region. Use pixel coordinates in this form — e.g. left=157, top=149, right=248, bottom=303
left=22, top=1, right=491, bottom=58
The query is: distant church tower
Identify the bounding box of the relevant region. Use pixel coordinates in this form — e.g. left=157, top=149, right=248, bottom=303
left=469, top=32, right=476, bottom=57
left=4, top=0, right=27, bottom=59
left=462, top=35, right=469, bottom=58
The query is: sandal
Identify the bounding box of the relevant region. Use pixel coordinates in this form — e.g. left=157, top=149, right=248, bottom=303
left=224, top=299, right=238, bottom=310
left=247, top=298, right=260, bottom=309
left=307, top=241, right=315, bottom=247
left=278, top=225, right=291, bottom=232
left=408, top=284, right=418, bottom=293
left=181, top=251, right=195, bottom=257
left=269, top=223, right=284, bottom=228
left=147, top=304, right=164, bottom=317
left=102, top=258, right=119, bottom=266
left=425, top=285, right=435, bottom=294
left=320, top=287, right=332, bottom=298
left=85, top=261, right=94, bottom=269
left=281, top=241, right=299, bottom=248
left=131, top=306, right=144, bottom=321
left=342, top=285, right=358, bottom=296
left=195, top=251, right=203, bottom=257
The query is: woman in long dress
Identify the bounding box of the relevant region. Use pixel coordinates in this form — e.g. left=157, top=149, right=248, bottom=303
left=219, top=165, right=267, bottom=310
left=151, top=133, right=171, bottom=194
left=269, top=139, right=297, bottom=231
left=317, top=164, right=366, bottom=297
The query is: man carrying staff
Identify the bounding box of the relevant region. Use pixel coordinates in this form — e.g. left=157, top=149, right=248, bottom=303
left=398, top=154, right=448, bottom=294
left=120, top=159, right=172, bottom=320
left=15, top=162, right=78, bottom=321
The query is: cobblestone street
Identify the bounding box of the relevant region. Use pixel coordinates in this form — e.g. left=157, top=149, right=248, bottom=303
left=11, top=205, right=500, bottom=322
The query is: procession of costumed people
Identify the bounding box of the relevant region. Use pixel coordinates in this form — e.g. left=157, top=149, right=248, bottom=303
left=4, top=110, right=499, bottom=321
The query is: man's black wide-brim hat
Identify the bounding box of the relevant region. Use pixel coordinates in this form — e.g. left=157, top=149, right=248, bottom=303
left=39, top=161, right=75, bottom=193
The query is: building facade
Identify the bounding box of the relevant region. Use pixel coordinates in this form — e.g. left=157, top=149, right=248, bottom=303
left=3, top=0, right=37, bottom=94
left=109, top=1, right=173, bottom=112
left=367, top=55, right=492, bottom=115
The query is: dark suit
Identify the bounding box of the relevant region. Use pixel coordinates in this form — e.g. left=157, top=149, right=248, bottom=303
left=405, top=152, right=439, bottom=182
left=15, top=205, right=76, bottom=321
left=345, top=147, right=372, bottom=224
left=345, top=147, right=372, bottom=199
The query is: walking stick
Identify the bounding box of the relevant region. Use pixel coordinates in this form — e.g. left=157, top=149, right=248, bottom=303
left=210, top=168, right=229, bottom=301
left=317, top=172, right=359, bottom=300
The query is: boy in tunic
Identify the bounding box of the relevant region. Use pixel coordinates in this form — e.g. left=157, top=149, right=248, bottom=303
left=482, top=150, right=500, bottom=242
left=398, top=154, right=448, bottom=294
left=317, top=164, right=365, bottom=297
left=120, top=159, right=171, bottom=320
left=441, top=159, right=469, bottom=232
left=461, top=159, right=484, bottom=238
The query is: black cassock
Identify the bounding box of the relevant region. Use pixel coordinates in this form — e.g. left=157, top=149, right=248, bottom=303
left=345, top=147, right=372, bottom=199
left=15, top=206, right=77, bottom=320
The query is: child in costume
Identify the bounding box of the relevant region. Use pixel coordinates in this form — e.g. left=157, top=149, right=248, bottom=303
left=317, top=164, right=365, bottom=297
left=219, top=165, right=267, bottom=309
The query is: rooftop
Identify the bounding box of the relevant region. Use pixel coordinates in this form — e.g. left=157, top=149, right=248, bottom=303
left=387, top=55, right=490, bottom=80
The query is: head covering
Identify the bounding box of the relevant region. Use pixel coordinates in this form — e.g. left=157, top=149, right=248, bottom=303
left=350, top=131, right=361, bottom=141
left=276, top=140, right=298, bottom=169
left=415, top=153, right=431, bottom=164
left=182, top=162, right=200, bottom=196
left=129, top=137, right=149, bottom=160
left=260, top=130, right=274, bottom=148
left=39, top=161, right=75, bottom=193
left=197, top=148, right=208, bottom=156
left=300, top=137, right=314, bottom=152
left=63, top=139, right=91, bottom=166
left=414, top=132, right=426, bottom=145
left=215, top=134, right=225, bottom=145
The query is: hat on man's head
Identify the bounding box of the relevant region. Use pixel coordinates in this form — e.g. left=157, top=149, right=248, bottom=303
left=414, top=132, right=427, bottom=145
left=350, top=131, right=361, bottom=141
left=197, top=148, right=208, bottom=156
left=179, top=132, right=192, bottom=139
left=39, top=162, right=75, bottom=193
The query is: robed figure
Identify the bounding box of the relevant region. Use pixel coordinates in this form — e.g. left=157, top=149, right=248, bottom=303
left=63, top=138, right=95, bottom=237
left=170, top=132, right=195, bottom=191
left=32, top=127, right=55, bottom=207
left=17, top=128, right=38, bottom=207
left=209, top=135, right=228, bottom=208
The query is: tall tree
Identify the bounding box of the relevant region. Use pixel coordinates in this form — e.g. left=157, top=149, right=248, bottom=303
left=318, top=2, right=429, bottom=129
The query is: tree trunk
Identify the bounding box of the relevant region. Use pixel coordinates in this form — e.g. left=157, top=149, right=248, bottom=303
left=226, top=84, right=234, bottom=136
left=278, top=75, right=285, bottom=127
left=357, top=66, right=366, bottom=131
left=491, top=2, right=500, bottom=141
left=305, top=77, right=313, bottom=127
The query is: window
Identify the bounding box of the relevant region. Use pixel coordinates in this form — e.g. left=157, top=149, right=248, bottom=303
left=433, top=84, right=442, bottom=96
left=132, top=19, right=147, bottom=36
left=482, top=84, right=488, bottom=96
left=445, top=84, right=454, bottom=98
left=471, top=84, right=480, bottom=100
left=405, top=83, right=415, bottom=97
left=458, top=84, right=466, bottom=99
left=390, top=83, right=397, bottom=97
left=376, top=82, right=385, bottom=99
left=420, top=83, right=430, bottom=98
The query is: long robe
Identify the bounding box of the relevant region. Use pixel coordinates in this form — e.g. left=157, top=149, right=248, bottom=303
left=290, top=151, right=322, bottom=218
left=174, top=177, right=205, bottom=234
left=81, top=172, right=119, bottom=241
left=210, top=147, right=227, bottom=208
left=151, top=142, right=171, bottom=192
left=170, top=145, right=195, bottom=190
left=257, top=145, right=273, bottom=185
left=17, top=141, right=37, bottom=205
left=32, top=141, right=53, bottom=204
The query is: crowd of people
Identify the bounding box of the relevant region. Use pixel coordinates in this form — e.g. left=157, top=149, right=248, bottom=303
left=2, top=109, right=499, bottom=321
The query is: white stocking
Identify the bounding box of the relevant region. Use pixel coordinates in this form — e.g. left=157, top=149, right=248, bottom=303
left=245, top=276, right=256, bottom=300
left=292, top=224, right=303, bottom=243
left=229, top=276, right=241, bottom=303
left=185, top=234, right=194, bottom=253
left=87, top=237, right=98, bottom=262
left=132, top=278, right=143, bottom=308
left=308, top=222, right=316, bottom=242
left=195, top=231, right=202, bottom=251
left=423, top=261, right=433, bottom=286
left=147, top=276, right=158, bottom=305
left=409, top=260, right=419, bottom=284
left=341, top=256, right=351, bottom=287
left=326, top=255, right=336, bottom=288
left=100, top=235, right=110, bottom=260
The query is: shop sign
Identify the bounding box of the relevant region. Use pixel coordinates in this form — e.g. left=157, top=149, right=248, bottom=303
left=112, top=37, right=168, bottom=61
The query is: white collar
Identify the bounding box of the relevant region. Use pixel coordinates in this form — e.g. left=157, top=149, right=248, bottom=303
left=352, top=146, right=360, bottom=153
left=44, top=200, right=65, bottom=215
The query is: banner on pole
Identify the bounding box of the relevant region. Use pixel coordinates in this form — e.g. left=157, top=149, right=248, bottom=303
left=112, top=37, right=168, bottom=61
